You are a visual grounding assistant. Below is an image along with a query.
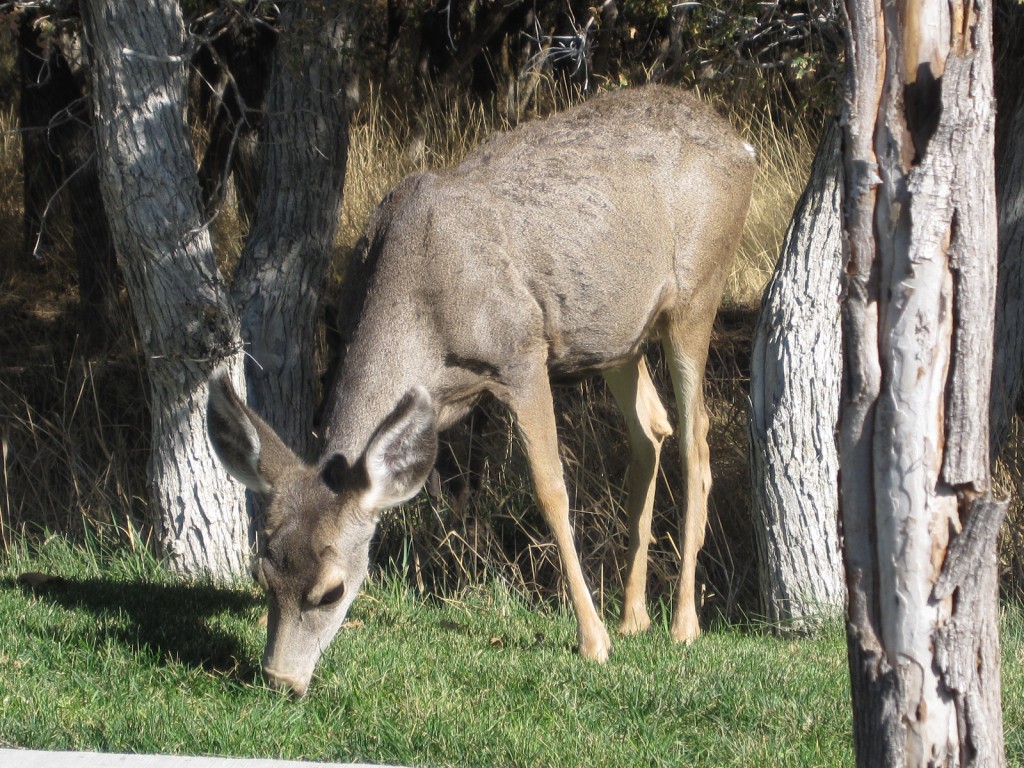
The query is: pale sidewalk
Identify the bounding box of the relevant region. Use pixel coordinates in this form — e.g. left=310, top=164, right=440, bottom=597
left=0, top=750, right=403, bottom=768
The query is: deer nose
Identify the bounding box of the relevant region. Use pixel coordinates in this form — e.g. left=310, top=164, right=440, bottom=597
left=263, top=667, right=309, bottom=698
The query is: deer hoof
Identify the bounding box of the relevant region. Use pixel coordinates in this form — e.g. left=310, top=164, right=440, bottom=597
left=671, top=613, right=702, bottom=645
left=578, top=627, right=612, bottom=663
left=617, top=608, right=652, bottom=636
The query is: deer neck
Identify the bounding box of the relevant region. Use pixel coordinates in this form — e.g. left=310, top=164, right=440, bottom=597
left=320, top=314, right=440, bottom=465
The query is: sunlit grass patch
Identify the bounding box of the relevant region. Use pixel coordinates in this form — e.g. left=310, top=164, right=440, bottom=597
left=1, top=532, right=857, bottom=767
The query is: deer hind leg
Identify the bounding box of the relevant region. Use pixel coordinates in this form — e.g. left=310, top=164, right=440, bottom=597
left=604, top=356, right=673, bottom=636
left=661, top=321, right=714, bottom=644
left=504, top=364, right=612, bottom=662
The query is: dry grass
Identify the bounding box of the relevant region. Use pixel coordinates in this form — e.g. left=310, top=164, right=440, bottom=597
left=0, top=105, right=23, bottom=281
left=727, top=109, right=819, bottom=304
left=0, top=99, right=149, bottom=543
left=994, top=419, right=1024, bottom=603
left=337, top=88, right=509, bottom=254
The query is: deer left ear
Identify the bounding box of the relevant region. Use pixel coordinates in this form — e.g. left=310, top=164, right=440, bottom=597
left=207, top=373, right=302, bottom=495
left=359, top=386, right=438, bottom=509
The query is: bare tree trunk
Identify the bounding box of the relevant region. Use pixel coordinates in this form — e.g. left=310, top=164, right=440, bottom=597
left=749, top=119, right=844, bottom=633
left=991, top=89, right=1024, bottom=460
left=839, top=0, right=1006, bottom=763
left=232, top=0, right=363, bottom=459
left=81, top=0, right=249, bottom=576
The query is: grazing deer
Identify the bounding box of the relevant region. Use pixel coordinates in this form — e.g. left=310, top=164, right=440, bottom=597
left=208, top=85, right=756, bottom=697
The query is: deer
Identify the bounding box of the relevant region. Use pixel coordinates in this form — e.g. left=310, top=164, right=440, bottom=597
left=207, top=84, right=757, bottom=697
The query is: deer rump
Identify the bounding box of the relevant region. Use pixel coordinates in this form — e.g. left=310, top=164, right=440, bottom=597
left=209, top=84, right=756, bottom=697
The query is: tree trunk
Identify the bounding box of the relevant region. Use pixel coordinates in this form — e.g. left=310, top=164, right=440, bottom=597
left=748, top=119, right=844, bottom=633
left=232, top=0, right=363, bottom=460
left=839, top=0, right=1006, bottom=763
left=81, top=0, right=249, bottom=576
left=990, top=88, right=1024, bottom=460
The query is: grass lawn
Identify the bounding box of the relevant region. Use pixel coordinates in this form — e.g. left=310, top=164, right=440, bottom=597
left=1, top=533, right=1021, bottom=768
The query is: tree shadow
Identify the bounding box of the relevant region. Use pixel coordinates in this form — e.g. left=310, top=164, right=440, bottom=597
left=7, top=575, right=265, bottom=685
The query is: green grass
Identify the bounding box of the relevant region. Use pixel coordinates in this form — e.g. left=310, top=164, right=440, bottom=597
left=1, top=533, right=1021, bottom=767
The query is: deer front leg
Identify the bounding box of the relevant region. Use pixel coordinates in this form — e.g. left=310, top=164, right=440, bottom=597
left=506, top=369, right=612, bottom=662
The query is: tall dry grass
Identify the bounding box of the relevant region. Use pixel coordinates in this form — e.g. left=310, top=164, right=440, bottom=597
left=995, top=421, right=1024, bottom=604
left=338, top=89, right=508, bottom=254
left=728, top=108, right=818, bottom=304
left=0, top=105, right=22, bottom=281
left=0, top=102, right=151, bottom=546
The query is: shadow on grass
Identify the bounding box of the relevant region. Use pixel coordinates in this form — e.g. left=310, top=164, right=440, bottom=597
left=6, top=575, right=265, bottom=684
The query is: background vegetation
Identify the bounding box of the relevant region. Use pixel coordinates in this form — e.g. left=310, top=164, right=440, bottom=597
left=1, top=0, right=1023, bottom=625
left=0, top=82, right=818, bottom=623
left=1, top=0, right=1024, bottom=761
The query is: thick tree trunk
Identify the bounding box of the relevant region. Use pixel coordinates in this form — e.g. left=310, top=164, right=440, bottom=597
left=232, top=0, right=363, bottom=460
left=748, top=119, right=844, bottom=633
left=991, top=89, right=1024, bottom=460
left=81, top=0, right=249, bottom=576
left=839, top=0, right=1006, bottom=764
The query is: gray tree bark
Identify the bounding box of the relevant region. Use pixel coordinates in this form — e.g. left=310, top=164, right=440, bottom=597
left=991, top=89, right=1024, bottom=460
left=839, top=0, right=1006, bottom=763
left=80, top=0, right=249, bottom=576
left=232, top=0, right=363, bottom=460
left=749, top=119, right=844, bottom=633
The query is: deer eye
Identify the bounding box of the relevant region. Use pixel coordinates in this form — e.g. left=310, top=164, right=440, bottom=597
left=318, top=582, right=346, bottom=607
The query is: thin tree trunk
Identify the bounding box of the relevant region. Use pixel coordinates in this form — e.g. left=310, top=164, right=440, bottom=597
left=839, top=0, right=1006, bottom=763
left=232, top=0, right=363, bottom=460
left=749, top=119, right=844, bottom=633
left=81, top=0, right=249, bottom=576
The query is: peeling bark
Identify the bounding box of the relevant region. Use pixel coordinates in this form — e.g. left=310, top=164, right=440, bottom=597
left=839, top=0, right=1005, bottom=764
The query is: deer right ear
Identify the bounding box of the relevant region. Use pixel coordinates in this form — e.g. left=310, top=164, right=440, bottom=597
left=207, top=374, right=301, bottom=493
left=359, top=386, right=438, bottom=509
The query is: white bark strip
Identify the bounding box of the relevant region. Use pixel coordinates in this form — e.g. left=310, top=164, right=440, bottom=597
left=749, top=119, right=844, bottom=632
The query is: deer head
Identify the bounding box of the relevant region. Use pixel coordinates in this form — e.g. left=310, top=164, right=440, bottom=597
left=207, top=374, right=437, bottom=696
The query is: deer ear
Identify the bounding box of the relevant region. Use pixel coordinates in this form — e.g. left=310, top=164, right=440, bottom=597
left=360, top=386, right=438, bottom=509
left=207, top=373, right=302, bottom=493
